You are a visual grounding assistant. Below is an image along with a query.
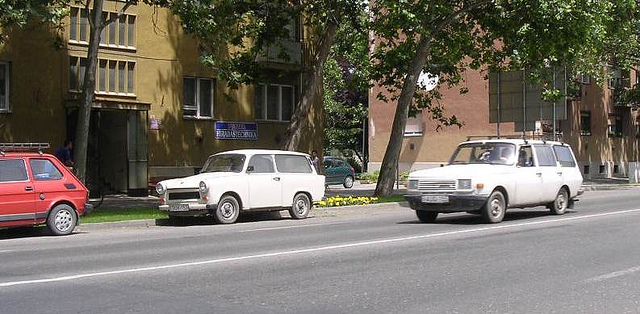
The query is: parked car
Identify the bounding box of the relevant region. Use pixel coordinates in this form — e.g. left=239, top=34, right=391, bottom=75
left=0, top=143, right=91, bottom=235
left=323, top=156, right=356, bottom=188
left=405, top=139, right=583, bottom=223
left=156, top=149, right=325, bottom=224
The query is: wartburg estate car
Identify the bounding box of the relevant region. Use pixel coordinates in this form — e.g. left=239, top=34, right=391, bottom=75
left=405, top=138, right=583, bottom=223
left=156, top=149, right=325, bottom=224
left=0, top=143, right=91, bottom=235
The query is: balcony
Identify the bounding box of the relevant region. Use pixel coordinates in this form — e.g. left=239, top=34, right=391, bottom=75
left=255, top=39, right=302, bottom=65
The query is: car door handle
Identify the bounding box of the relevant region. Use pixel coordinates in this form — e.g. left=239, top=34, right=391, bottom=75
left=273, top=177, right=280, bottom=181
left=536, top=173, right=542, bottom=177
left=25, top=186, right=34, bottom=191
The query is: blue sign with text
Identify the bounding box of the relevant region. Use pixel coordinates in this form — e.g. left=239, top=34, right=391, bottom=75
left=215, top=121, right=258, bottom=140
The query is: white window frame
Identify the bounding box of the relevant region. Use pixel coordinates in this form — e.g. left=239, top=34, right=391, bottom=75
left=69, top=7, right=136, bottom=51
left=255, top=83, right=295, bottom=122
left=0, top=61, right=9, bottom=112
left=69, top=57, right=135, bottom=96
left=183, top=77, right=214, bottom=119
left=404, top=111, right=423, bottom=137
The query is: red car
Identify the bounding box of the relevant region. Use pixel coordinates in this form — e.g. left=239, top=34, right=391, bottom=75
left=0, top=143, right=91, bottom=235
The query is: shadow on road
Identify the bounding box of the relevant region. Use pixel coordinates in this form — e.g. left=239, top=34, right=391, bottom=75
left=398, top=208, right=577, bottom=225
left=0, top=226, right=52, bottom=239
left=155, top=211, right=287, bottom=227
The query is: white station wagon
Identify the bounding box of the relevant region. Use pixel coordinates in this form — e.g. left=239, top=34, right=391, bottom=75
left=405, top=139, right=583, bottom=223
left=156, top=149, right=325, bottom=224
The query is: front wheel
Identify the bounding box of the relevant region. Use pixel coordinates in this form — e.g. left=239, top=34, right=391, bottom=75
left=550, top=188, right=569, bottom=215
left=343, top=175, right=354, bottom=188
left=289, top=193, right=311, bottom=219
left=214, top=195, right=240, bottom=224
left=47, top=204, right=77, bottom=235
left=416, top=211, right=438, bottom=223
left=482, top=190, right=506, bottom=223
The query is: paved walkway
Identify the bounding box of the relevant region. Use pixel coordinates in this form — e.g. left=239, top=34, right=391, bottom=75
left=95, top=178, right=639, bottom=210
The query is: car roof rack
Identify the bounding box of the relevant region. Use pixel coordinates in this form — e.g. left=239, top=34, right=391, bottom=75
left=465, top=134, right=557, bottom=143
left=0, top=143, right=50, bottom=156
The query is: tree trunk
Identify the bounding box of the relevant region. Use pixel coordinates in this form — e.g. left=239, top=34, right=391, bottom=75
left=283, top=21, right=338, bottom=151
left=74, top=0, right=104, bottom=183
left=374, top=36, right=432, bottom=196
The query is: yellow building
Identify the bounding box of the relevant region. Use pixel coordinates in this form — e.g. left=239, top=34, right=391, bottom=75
left=0, top=1, right=322, bottom=195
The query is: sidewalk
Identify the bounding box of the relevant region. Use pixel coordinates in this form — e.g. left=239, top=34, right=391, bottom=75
left=96, top=178, right=640, bottom=210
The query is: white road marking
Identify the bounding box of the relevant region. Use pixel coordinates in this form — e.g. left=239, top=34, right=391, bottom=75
left=0, top=250, right=14, bottom=253
left=2, top=208, right=640, bottom=288
left=586, top=266, right=640, bottom=283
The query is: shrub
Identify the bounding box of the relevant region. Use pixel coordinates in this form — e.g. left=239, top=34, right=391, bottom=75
left=357, top=170, right=380, bottom=182
left=314, top=195, right=380, bottom=207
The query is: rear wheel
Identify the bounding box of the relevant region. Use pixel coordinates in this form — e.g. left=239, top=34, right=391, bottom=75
left=416, top=211, right=438, bottom=223
left=482, top=190, right=506, bottom=223
left=214, top=195, right=240, bottom=224
left=47, top=204, right=77, bottom=235
left=343, top=175, right=354, bottom=188
left=550, top=188, right=569, bottom=215
left=289, top=193, right=311, bottom=219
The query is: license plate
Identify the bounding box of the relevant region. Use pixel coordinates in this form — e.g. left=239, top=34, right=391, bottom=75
left=169, top=203, right=189, bottom=211
left=421, top=195, right=449, bottom=203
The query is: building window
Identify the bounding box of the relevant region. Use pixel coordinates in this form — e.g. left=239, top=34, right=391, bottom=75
left=0, top=61, right=9, bottom=112
left=580, top=111, right=591, bottom=136
left=599, top=165, right=606, bottom=174
left=404, top=112, right=423, bottom=137
left=608, top=67, right=630, bottom=89
left=583, top=165, right=590, bottom=175
left=183, top=77, right=214, bottom=118
left=613, top=165, right=619, bottom=174
left=607, top=114, right=623, bottom=137
left=255, top=83, right=296, bottom=121
left=69, top=57, right=135, bottom=94
left=69, top=8, right=136, bottom=49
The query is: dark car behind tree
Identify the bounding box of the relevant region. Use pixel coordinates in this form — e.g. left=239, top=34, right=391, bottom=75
left=323, top=157, right=355, bottom=188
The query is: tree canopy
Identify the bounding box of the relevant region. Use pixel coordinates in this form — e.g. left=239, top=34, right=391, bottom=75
left=0, top=0, right=67, bottom=41
left=370, top=0, right=640, bottom=196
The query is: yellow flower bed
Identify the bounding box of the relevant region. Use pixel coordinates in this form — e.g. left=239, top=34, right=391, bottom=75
left=314, top=195, right=380, bottom=207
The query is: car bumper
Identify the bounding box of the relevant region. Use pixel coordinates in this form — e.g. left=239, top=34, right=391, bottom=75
left=404, top=194, right=488, bottom=213
left=159, top=203, right=217, bottom=216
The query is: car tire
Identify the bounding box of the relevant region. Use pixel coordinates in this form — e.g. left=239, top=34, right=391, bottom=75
left=550, top=187, right=569, bottom=215
left=343, top=175, right=354, bottom=188
left=416, top=211, right=438, bottom=223
left=214, top=195, right=240, bottom=224
left=46, top=204, right=77, bottom=236
left=289, top=193, right=311, bottom=219
left=482, top=190, right=506, bottom=223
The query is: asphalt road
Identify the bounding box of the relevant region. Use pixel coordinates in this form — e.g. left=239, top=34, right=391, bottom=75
left=2, top=189, right=640, bottom=313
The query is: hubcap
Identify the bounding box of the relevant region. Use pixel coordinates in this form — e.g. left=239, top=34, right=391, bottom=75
left=55, top=209, right=73, bottom=232
left=490, top=198, right=503, bottom=217
left=221, top=202, right=235, bottom=219
left=345, top=177, right=353, bottom=187
left=557, top=193, right=566, bottom=210
left=295, top=199, right=308, bottom=214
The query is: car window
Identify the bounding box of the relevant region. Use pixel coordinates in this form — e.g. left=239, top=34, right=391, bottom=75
left=450, top=142, right=515, bottom=165
left=202, top=154, right=246, bottom=173
left=323, top=160, right=332, bottom=168
left=517, top=146, right=535, bottom=167
left=0, top=159, right=29, bottom=182
left=553, top=145, right=576, bottom=167
left=248, top=155, right=275, bottom=173
left=534, top=145, right=557, bottom=167
left=30, top=159, right=63, bottom=181
left=275, top=155, right=312, bottom=173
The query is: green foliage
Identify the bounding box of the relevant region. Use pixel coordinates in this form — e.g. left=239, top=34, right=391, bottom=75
left=358, top=170, right=380, bottom=182
left=0, top=0, right=68, bottom=41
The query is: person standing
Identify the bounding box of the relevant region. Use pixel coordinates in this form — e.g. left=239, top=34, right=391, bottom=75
left=55, top=140, right=74, bottom=167
left=310, top=149, right=321, bottom=174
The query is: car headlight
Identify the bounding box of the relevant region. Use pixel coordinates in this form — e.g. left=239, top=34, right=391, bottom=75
left=199, top=181, right=208, bottom=194
left=408, top=179, right=419, bottom=190
left=156, top=183, right=165, bottom=195
left=457, top=179, right=472, bottom=190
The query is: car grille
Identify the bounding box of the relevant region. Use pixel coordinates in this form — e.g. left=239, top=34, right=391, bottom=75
left=168, top=191, right=199, bottom=201
left=418, top=180, right=456, bottom=192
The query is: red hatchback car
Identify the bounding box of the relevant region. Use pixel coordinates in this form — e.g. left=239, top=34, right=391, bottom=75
left=0, top=143, right=91, bottom=235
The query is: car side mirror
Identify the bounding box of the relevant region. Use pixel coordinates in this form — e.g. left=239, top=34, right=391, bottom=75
left=246, top=165, right=255, bottom=173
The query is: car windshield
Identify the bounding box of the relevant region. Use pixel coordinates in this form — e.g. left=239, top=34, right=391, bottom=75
left=201, top=154, right=246, bottom=173
left=449, top=143, right=516, bottom=165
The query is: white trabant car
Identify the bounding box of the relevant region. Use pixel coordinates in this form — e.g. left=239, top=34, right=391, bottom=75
left=405, top=139, right=583, bottom=223
left=156, top=149, right=325, bottom=224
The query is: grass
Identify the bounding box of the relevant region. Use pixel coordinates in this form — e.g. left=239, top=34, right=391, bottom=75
left=79, top=195, right=407, bottom=224
left=80, top=207, right=166, bottom=224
